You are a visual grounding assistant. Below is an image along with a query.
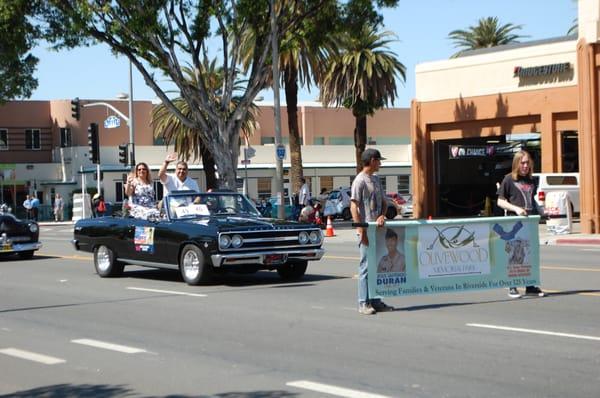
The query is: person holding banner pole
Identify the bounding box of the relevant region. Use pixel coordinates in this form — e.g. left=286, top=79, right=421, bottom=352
left=351, top=148, right=394, bottom=315
left=496, top=149, right=545, bottom=298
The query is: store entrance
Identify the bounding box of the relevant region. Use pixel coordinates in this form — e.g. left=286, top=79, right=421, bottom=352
left=435, top=136, right=541, bottom=217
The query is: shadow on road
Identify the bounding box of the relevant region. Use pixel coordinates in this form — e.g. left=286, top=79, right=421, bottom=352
left=1, top=383, right=300, bottom=397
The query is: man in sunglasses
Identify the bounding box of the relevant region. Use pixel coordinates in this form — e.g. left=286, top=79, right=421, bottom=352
left=159, top=152, right=200, bottom=195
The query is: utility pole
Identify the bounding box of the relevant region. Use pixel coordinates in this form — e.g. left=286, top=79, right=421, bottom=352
left=271, top=0, right=285, bottom=219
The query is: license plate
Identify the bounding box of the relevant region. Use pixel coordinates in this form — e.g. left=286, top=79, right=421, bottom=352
left=0, top=244, right=13, bottom=252
left=264, top=254, right=285, bottom=264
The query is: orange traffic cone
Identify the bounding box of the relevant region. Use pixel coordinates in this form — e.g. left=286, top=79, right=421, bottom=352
left=325, top=216, right=336, bottom=237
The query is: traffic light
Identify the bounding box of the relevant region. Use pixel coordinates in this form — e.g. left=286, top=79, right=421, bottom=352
left=87, top=123, right=100, bottom=164
left=71, top=97, right=80, bottom=120
left=118, top=144, right=129, bottom=165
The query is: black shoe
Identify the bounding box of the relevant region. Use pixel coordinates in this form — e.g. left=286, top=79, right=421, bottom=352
left=508, top=287, right=521, bottom=299
left=525, top=286, right=545, bottom=297
left=372, top=301, right=394, bottom=312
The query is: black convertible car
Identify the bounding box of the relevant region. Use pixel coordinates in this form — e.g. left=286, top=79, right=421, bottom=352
left=0, top=207, right=42, bottom=259
left=72, top=192, right=325, bottom=285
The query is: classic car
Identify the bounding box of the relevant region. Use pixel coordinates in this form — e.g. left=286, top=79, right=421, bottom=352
left=0, top=206, right=42, bottom=259
left=72, top=191, right=325, bottom=285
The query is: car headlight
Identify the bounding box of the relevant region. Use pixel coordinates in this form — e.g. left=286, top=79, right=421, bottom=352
left=309, top=230, right=321, bottom=244
left=219, top=234, right=231, bottom=249
left=29, top=223, right=38, bottom=233
left=231, top=234, right=243, bottom=248
left=298, top=231, right=310, bottom=245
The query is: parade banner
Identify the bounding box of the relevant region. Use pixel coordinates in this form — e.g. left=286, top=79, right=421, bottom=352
left=367, top=216, right=540, bottom=297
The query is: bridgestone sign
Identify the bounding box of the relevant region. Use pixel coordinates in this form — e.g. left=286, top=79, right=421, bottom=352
left=513, top=62, right=571, bottom=78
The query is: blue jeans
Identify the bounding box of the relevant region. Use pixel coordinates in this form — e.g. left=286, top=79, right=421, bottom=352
left=358, top=237, right=381, bottom=306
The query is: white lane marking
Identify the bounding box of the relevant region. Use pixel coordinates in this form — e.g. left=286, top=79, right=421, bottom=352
left=582, top=248, right=600, bottom=252
left=127, top=287, right=207, bottom=297
left=287, top=380, right=391, bottom=398
left=0, top=348, right=66, bottom=365
left=71, top=339, right=146, bottom=354
left=467, top=323, right=600, bottom=341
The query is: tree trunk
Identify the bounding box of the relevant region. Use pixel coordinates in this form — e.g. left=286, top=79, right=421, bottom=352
left=285, top=66, right=304, bottom=196
left=199, top=140, right=217, bottom=191
left=354, top=114, right=367, bottom=173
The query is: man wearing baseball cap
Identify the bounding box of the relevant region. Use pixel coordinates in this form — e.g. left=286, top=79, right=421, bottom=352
left=350, top=148, right=394, bottom=315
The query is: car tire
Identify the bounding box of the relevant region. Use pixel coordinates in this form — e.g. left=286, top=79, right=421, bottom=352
left=94, top=245, right=124, bottom=277
left=179, top=244, right=211, bottom=285
left=341, top=207, right=352, bottom=221
left=385, top=206, right=396, bottom=220
left=18, top=250, right=34, bottom=260
left=277, top=260, right=308, bottom=281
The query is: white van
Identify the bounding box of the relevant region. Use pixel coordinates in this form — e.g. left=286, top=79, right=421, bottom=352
left=533, top=173, right=580, bottom=214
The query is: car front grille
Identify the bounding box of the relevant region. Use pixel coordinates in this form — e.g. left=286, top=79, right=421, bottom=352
left=218, top=228, right=322, bottom=252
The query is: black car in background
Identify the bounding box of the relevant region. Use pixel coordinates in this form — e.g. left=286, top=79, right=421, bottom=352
left=72, top=192, right=325, bottom=285
left=0, top=207, right=42, bottom=259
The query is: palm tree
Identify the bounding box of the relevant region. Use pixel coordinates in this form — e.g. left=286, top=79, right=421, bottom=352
left=238, top=1, right=334, bottom=196
left=448, top=17, right=527, bottom=58
left=151, top=63, right=259, bottom=191
left=319, top=26, right=406, bottom=172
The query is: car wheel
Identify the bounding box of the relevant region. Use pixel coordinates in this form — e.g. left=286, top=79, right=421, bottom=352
left=179, top=244, right=211, bottom=285
left=18, top=250, right=34, bottom=260
left=341, top=207, right=352, bottom=220
left=94, top=245, right=124, bottom=277
left=385, top=206, right=396, bottom=220
left=277, top=260, right=308, bottom=281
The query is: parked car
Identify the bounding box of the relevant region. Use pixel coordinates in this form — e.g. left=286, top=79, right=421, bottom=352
left=532, top=173, right=579, bottom=215
left=400, top=194, right=413, bottom=218
left=324, top=187, right=398, bottom=220
left=0, top=206, right=42, bottom=259
left=72, top=192, right=325, bottom=285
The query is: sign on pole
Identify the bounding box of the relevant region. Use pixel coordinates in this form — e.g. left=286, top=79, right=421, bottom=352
left=104, top=115, right=121, bottom=129
left=276, top=144, right=286, bottom=160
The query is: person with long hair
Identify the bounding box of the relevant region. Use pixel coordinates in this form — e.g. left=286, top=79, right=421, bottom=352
left=125, top=162, right=157, bottom=219
left=497, top=149, right=545, bottom=298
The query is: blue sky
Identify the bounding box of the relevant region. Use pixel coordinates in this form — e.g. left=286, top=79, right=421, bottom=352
left=30, top=0, right=577, bottom=108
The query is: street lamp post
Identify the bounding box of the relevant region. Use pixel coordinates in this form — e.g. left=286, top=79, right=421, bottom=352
left=270, top=0, right=285, bottom=219
left=127, top=60, right=135, bottom=166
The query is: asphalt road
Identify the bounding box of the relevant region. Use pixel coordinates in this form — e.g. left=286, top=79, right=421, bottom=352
left=0, top=224, right=599, bottom=397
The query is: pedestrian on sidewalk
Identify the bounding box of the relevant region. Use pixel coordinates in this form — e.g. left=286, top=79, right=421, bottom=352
left=23, top=195, right=33, bottom=220
left=53, top=193, right=64, bottom=222
left=496, top=149, right=545, bottom=298
left=351, top=148, right=394, bottom=315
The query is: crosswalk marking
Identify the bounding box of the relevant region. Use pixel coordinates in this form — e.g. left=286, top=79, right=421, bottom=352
left=71, top=338, right=146, bottom=354
left=0, top=348, right=66, bottom=365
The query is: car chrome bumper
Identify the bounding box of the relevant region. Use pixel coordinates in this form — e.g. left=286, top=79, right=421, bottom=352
left=211, top=248, right=325, bottom=267
left=0, top=241, right=42, bottom=254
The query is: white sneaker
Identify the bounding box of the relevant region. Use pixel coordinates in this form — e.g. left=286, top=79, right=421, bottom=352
left=358, top=303, right=376, bottom=315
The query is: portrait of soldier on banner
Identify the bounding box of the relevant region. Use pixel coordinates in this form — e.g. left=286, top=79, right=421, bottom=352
left=376, top=228, right=406, bottom=274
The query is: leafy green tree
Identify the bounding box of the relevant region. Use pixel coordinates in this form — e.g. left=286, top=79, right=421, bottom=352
left=151, top=64, right=260, bottom=191
left=0, top=0, right=40, bottom=103
left=39, top=0, right=328, bottom=189
left=319, top=26, right=406, bottom=172
left=448, top=16, right=527, bottom=58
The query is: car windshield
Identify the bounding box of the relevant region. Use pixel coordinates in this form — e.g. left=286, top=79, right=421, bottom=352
left=166, top=192, right=261, bottom=220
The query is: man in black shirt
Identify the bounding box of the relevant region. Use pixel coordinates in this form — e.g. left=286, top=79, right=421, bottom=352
left=497, top=150, right=545, bottom=298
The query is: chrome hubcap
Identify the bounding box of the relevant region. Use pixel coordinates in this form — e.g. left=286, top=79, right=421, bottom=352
left=97, top=246, right=111, bottom=272
left=183, top=250, right=200, bottom=280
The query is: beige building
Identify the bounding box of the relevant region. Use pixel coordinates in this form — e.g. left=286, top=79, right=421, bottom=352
left=0, top=99, right=410, bottom=219
left=411, top=0, right=600, bottom=233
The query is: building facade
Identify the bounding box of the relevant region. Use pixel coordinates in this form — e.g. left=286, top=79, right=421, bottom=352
left=411, top=0, right=600, bottom=234
left=0, top=99, right=410, bottom=219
